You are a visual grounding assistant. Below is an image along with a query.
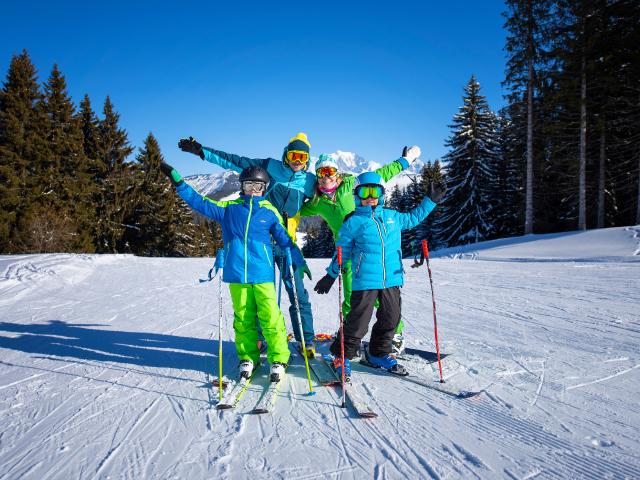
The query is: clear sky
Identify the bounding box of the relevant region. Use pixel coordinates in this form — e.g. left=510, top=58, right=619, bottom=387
left=1, top=1, right=508, bottom=176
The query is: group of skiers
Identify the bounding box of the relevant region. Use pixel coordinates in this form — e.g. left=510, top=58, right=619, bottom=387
left=159, top=133, right=445, bottom=382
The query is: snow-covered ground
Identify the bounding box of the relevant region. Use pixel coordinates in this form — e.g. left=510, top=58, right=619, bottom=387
left=1, top=226, right=639, bottom=479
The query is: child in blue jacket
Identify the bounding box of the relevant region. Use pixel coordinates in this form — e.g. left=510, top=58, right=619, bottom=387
left=314, top=171, right=446, bottom=376
left=160, top=163, right=305, bottom=382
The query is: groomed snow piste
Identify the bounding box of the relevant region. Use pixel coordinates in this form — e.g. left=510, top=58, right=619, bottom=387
left=1, top=226, right=639, bottom=479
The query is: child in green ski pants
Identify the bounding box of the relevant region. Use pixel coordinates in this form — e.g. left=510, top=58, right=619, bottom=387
left=161, top=163, right=306, bottom=381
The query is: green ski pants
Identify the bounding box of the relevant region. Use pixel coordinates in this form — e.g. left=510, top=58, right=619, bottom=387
left=229, top=282, right=290, bottom=366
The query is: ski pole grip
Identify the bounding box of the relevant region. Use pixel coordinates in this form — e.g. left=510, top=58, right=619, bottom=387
left=285, top=247, right=292, bottom=269
left=337, top=246, right=343, bottom=267
left=421, top=240, right=430, bottom=259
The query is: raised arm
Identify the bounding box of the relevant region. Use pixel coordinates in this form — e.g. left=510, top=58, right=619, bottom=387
left=159, top=162, right=225, bottom=223
left=375, top=157, right=409, bottom=182
left=178, top=136, right=269, bottom=173
left=202, top=147, right=269, bottom=173
left=396, top=196, right=437, bottom=231
left=175, top=182, right=226, bottom=223
left=396, top=181, right=446, bottom=230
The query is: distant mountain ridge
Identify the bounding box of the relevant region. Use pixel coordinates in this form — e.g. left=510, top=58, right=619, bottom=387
left=184, top=151, right=425, bottom=200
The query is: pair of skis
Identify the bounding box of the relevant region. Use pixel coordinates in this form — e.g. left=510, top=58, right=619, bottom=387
left=216, top=366, right=286, bottom=413
left=312, top=350, right=481, bottom=419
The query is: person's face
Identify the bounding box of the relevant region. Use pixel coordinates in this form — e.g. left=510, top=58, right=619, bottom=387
left=242, top=181, right=265, bottom=196
left=356, top=184, right=383, bottom=207
left=318, top=174, right=338, bottom=190
left=289, top=162, right=305, bottom=172
left=286, top=150, right=309, bottom=172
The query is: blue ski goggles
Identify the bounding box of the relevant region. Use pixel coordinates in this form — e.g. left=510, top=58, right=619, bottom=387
left=355, top=184, right=384, bottom=199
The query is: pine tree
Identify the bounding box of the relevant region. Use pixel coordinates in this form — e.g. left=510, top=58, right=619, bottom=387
left=302, top=220, right=334, bottom=258
left=79, top=95, right=101, bottom=170
left=123, top=133, right=173, bottom=255
left=416, top=161, right=445, bottom=250
left=494, top=111, right=525, bottom=237
left=0, top=50, right=44, bottom=252
left=188, top=215, right=222, bottom=257
left=542, top=0, right=639, bottom=230
left=503, top=0, right=554, bottom=233
left=435, top=75, right=501, bottom=247
left=97, top=96, right=134, bottom=252
left=21, top=64, right=94, bottom=252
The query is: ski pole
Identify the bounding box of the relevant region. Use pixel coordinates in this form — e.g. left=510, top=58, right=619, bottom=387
left=277, top=253, right=283, bottom=307
left=215, top=249, right=225, bottom=400
left=337, top=246, right=347, bottom=408
left=422, top=240, right=444, bottom=383
left=285, top=248, right=315, bottom=396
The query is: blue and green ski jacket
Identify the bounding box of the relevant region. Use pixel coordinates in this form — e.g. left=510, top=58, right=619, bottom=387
left=176, top=182, right=304, bottom=284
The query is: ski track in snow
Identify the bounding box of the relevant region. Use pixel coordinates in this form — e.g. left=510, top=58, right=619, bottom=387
left=0, top=228, right=639, bottom=479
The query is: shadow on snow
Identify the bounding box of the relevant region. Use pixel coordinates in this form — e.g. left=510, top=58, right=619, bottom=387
left=0, top=320, right=236, bottom=376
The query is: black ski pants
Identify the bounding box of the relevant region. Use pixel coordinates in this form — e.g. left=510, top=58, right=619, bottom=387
left=330, top=286, right=401, bottom=359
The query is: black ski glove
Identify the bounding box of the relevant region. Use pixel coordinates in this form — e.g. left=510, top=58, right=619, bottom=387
left=314, top=274, right=336, bottom=295
left=429, top=181, right=447, bottom=203
left=160, top=162, right=184, bottom=187
left=178, top=136, right=204, bottom=159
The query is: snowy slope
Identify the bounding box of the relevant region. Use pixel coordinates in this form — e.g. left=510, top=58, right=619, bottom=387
left=1, top=227, right=639, bottom=479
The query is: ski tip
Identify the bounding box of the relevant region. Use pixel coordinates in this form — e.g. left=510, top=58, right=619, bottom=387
left=457, top=390, right=482, bottom=399
left=359, top=412, right=378, bottom=418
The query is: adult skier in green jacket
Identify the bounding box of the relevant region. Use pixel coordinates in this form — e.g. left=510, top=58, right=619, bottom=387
left=303, top=146, right=422, bottom=354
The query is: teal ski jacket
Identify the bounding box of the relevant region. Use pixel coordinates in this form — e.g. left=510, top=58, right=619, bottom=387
left=325, top=196, right=437, bottom=291
left=202, top=147, right=316, bottom=221
left=176, top=182, right=304, bottom=284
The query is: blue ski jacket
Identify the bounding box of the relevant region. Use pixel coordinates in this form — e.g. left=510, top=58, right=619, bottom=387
left=202, top=147, right=316, bottom=237
left=325, top=196, right=437, bottom=291
left=175, top=182, right=304, bottom=284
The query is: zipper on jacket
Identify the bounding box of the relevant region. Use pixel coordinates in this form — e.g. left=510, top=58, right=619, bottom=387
left=355, top=252, right=364, bottom=278
left=263, top=244, right=272, bottom=267
left=371, top=212, right=386, bottom=287
left=243, top=199, right=253, bottom=283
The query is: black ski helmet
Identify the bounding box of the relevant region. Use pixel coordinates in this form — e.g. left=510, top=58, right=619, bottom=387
left=239, top=166, right=270, bottom=188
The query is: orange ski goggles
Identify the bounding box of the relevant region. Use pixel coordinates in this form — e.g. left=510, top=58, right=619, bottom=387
left=286, top=150, right=309, bottom=165
left=316, top=166, right=338, bottom=178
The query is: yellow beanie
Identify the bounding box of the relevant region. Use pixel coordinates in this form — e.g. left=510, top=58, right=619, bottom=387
left=287, top=132, right=311, bottom=153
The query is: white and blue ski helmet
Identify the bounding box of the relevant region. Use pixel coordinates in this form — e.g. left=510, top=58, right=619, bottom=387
left=315, top=153, right=339, bottom=172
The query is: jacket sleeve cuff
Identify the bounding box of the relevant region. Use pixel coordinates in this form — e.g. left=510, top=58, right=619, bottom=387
left=326, top=263, right=339, bottom=278
left=398, top=157, right=410, bottom=169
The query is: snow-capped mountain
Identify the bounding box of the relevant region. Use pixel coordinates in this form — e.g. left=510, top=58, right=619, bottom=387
left=184, top=170, right=240, bottom=201
left=184, top=151, right=425, bottom=200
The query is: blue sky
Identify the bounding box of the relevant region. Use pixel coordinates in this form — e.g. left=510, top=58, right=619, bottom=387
left=2, top=1, right=508, bottom=176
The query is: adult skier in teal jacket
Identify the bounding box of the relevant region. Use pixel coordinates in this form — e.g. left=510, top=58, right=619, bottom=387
left=178, top=133, right=317, bottom=357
